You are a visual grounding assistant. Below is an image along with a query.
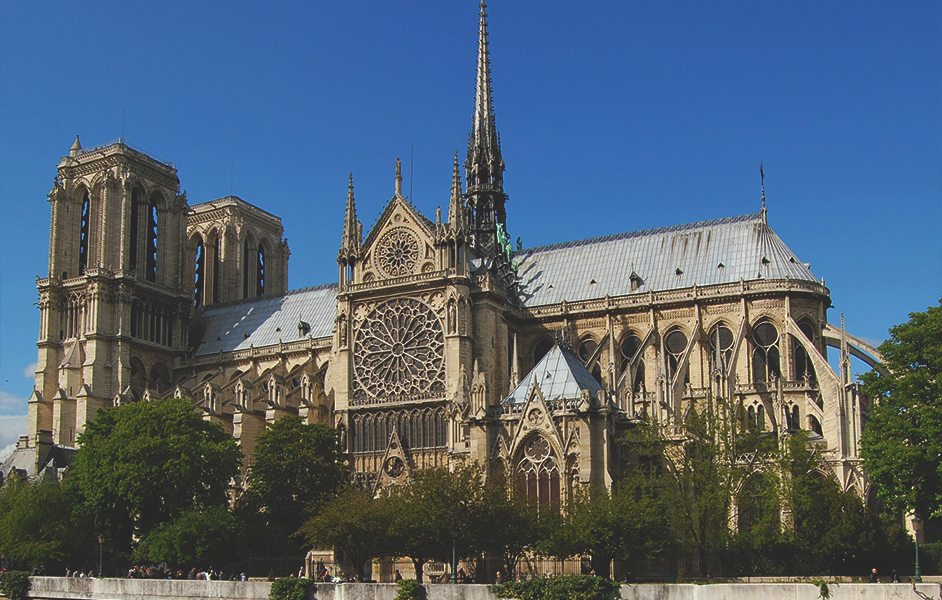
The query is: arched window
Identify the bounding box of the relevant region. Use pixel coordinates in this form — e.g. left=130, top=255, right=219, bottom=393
left=145, top=199, right=158, bottom=282
left=709, top=323, right=734, bottom=374
left=757, top=405, right=766, bottom=431
left=257, top=245, right=266, bottom=297
left=194, top=239, right=205, bottom=307
left=665, top=329, right=689, bottom=384
left=752, top=321, right=781, bottom=383
left=129, top=189, right=142, bottom=271
left=620, top=333, right=645, bottom=393
left=747, top=406, right=756, bottom=430
left=212, top=236, right=221, bottom=304
left=792, top=319, right=817, bottom=383
left=517, top=436, right=561, bottom=512
left=790, top=404, right=800, bottom=431
left=578, top=336, right=602, bottom=385
left=533, top=338, right=553, bottom=366
left=78, top=189, right=91, bottom=275
left=242, top=238, right=252, bottom=298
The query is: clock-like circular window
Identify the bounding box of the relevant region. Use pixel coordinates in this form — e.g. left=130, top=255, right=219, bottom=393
left=353, top=298, right=445, bottom=401
left=376, top=228, right=420, bottom=278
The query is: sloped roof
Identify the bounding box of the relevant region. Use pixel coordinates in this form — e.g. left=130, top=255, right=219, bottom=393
left=504, top=344, right=603, bottom=405
left=515, top=213, right=817, bottom=307
left=191, top=284, right=338, bottom=356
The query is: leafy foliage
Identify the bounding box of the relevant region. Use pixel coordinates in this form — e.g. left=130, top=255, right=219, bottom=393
left=301, top=486, right=391, bottom=581
left=69, top=397, right=242, bottom=553
left=0, top=570, right=30, bottom=600
left=493, top=574, right=618, bottom=600
left=478, top=470, right=543, bottom=580
left=541, top=471, right=669, bottom=577
left=269, top=576, right=313, bottom=600
left=135, top=506, right=247, bottom=568
left=245, top=417, right=345, bottom=552
left=860, top=302, right=942, bottom=520
left=395, top=578, right=425, bottom=600
left=0, top=475, right=91, bottom=565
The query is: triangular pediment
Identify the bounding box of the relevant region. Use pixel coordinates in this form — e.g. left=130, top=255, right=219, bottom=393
left=360, top=196, right=437, bottom=283
left=507, top=383, right=565, bottom=461
left=372, top=428, right=411, bottom=495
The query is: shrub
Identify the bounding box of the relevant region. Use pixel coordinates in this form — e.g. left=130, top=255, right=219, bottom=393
left=0, top=571, right=31, bottom=600
left=395, top=578, right=425, bottom=600
left=269, top=577, right=313, bottom=600
left=493, top=574, right=618, bottom=600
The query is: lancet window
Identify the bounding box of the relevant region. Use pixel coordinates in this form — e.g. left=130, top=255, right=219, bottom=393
left=791, top=319, right=817, bottom=383
left=145, top=200, right=158, bottom=282
left=664, top=328, right=689, bottom=384
left=708, top=323, right=734, bottom=375
left=752, top=321, right=781, bottom=383
left=78, top=189, right=90, bottom=275
left=619, top=332, right=645, bottom=393
left=351, top=408, right=447, bottom=454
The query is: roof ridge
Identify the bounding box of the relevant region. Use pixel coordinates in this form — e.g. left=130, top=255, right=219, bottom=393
left=522, top=212, right=763, bottom=255
left=199, top=282, right=338, bottom=313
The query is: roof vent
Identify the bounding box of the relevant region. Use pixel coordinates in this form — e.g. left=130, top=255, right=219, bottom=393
left=243, top=332, right=250, bottom=339
left=717, top=262, right=725, bottom=269
left=629, top=271, right=643, bottom=292
left=589, top=279, right=597, bottom=285
left=761, top=256, right=770, bottom=265
left=675, top=267, right=684, bottom=275
left=298, top=319, right=311, bottom=337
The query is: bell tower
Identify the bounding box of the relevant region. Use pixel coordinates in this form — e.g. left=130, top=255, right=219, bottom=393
left=31, top=138, right=190, bottom=450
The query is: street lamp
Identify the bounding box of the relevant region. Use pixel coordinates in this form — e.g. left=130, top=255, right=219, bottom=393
left=98, top=534, right=105, bottom=578
left=450, top=529, right=457, bottom=584
left=911, top=516, right=923, bottom=583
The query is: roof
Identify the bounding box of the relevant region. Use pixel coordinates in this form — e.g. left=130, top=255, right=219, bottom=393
left=504, top=344, right=603, bottom=405
left=190, top=284, right=338, bottom=356
left=515, top=213, right=817, bottom=307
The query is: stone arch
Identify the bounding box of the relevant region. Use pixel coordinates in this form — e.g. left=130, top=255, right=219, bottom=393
left=663, top=326, right=690, bottom=385
left=791, top=317, right=817, bottom=383
left=149, top=362, right=172, bottom=395
left=708, top=320, right=735, bottom=375
left=618, top=329, right=646, bottom=393
left=577, top=334, right=603, bottom=385
left=129, top=356, right=147, bottom=396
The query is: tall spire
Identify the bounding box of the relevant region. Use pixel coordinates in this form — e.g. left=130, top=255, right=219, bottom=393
left=340, top=173, right=360, bottom=258
left=448, top=150, right=465, bottom=231
left=465, top=0, right=504, bottom=193
left=395, top=157, right=403, bottom=198
left=759, top=162, right=767, bottom=224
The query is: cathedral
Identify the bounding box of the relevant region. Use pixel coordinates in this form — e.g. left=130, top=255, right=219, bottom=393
left=9, top=3, right=885, bottom=508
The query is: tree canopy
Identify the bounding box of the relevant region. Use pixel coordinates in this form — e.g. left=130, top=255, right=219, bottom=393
left=243, top=416, right=346, bottom=551
left=860, top=302, right=942, bottom=520
left=69, top=397, right=243, bottom=553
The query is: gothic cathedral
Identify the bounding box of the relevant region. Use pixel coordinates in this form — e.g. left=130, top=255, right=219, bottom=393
left=10, top=3, right=885, bottom=508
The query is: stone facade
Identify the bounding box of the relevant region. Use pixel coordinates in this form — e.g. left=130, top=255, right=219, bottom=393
left=12, top=3, right=885, bottom=512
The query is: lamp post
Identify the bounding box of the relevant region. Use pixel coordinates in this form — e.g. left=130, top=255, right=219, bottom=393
left=98, top=534, right=105, bottom=578
left=450, top=529, right=457, bottom=584
left=911, top=516, right=923, bottom=583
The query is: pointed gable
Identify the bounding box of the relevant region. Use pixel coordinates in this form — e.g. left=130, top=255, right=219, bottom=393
left=360, top=194, right=437, bottom=283
left=503, top=344, right=602, bottom=405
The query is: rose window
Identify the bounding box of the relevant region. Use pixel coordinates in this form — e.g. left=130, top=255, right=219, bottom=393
left=377, top=228, right=420, bottom=278
left=353, top=298, right=445, bottom=401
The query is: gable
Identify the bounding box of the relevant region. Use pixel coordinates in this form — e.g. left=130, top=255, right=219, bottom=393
left=360, top=197, right=437, bottom=284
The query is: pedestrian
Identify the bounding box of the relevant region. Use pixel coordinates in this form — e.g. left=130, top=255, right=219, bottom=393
left=394, top=569, right=403, bottom=581
left=869, top=568, right=879, bottom=583
left=891, top=570, right=901, bottom=583
left=495, top=571, right=502, bottom=585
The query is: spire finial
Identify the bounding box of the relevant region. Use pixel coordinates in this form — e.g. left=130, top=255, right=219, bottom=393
left=395, top=157, right=403, bottom=197
left=448, top=150, right=465, bottom=230
left=70, top=135, right=82, bottom=157
left=340, top=172, right=360, bottom=259
left=466, top=0, right=504, bottom=193
left=759, top=162, right=767, bottom=224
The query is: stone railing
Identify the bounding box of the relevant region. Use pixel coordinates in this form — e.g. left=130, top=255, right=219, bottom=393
left=25, top=578, right=941, bottom=600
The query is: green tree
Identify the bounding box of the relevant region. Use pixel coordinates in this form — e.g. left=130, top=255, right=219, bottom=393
left=860, top=303, right=942, bottom=520
left=300, top=486, right=392, bottom=581
left=135, top=506, right=246, bottom=569
left=0, top=474, right=91, bottom=566
left=69, top=397, right=243, bottom=553
left=478, top=471, right=543, bottom=581
left=386, top=465, right=485, bottom=582
left=244, top=416, right=345, bottom=552
left=542, top=471, right=669, bottom=578
left=624, top=400, right=772, bottom=577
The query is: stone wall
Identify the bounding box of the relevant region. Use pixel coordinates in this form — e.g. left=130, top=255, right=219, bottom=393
left=24, top=578, right=942, bottom=600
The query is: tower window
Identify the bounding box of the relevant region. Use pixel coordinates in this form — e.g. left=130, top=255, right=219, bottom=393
left=752, top=321, right=781, bottom=383
left=145, top=200, right=158, bottom=282
left=257, top=246, right=265, bottom=297
left=194, top=240, right=205, bottom=307
left=79, top=190, right=90, bottom=275
left=129, top=189, right=141, bottom=271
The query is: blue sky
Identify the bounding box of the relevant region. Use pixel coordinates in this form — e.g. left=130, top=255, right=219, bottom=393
left=1, top=1, right=939, bottom=450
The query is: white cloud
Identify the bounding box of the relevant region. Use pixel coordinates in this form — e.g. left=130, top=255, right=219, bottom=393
left=23, top=362, right=37, bottom=379
left=0, top=390, right=28, bottom=415
left=0, top=442, right=15, bottom=464
left=0, top=414, right=28, bottom=450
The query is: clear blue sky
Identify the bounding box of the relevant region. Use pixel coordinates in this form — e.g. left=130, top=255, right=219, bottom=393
left=1, top=1, right=940, bottom=450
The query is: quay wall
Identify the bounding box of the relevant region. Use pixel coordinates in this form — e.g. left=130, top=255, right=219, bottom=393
left=23, top=577, right=942, bottom=600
